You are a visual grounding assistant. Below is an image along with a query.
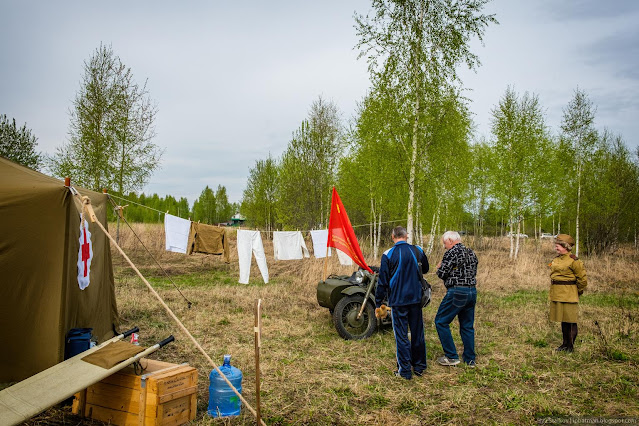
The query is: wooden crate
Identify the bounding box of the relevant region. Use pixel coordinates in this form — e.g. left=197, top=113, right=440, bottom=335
left=72, top=359, right=197, bottom=426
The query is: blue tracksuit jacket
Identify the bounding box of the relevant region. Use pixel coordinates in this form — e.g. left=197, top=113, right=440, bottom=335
left=376, top=241, right=429, bottom=307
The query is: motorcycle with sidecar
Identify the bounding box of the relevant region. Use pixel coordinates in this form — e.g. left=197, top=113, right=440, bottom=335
left=317, top=266, right=432, bottom=340
left=316, top=266, right=389, bottom=340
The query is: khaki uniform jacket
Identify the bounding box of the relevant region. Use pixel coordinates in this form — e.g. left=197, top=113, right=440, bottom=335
left=549, top=253, right=587, bottom=303
left=187, top=222, right=230, bottom=263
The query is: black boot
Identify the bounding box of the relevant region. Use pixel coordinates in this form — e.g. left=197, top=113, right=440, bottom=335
left=568, top=323, right=578, bottom=351
left=557, top=322, right=571, bottom=352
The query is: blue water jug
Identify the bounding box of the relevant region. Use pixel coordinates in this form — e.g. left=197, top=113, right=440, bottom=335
left=208, top=355, right=243, bottom=417
left=64, top=328, right=93, bottom=359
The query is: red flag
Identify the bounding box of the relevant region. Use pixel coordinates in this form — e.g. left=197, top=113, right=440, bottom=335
left=327, top=187, right=373, bottom=273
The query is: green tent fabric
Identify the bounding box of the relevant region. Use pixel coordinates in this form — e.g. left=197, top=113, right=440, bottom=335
left=0, top=157, right=119, bottom=382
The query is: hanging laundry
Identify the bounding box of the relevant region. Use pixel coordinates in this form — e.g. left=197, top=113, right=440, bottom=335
left=187, top=222, right=230, bottom=263
left=237, top=230, right=269, bottom=284
left=164, top=213, right=191, bottom=254
left=310, top=229, right=330, bottom=258
left=272, top=231, right=310, bottom=260
left=336, top=248, right=353, bottom=266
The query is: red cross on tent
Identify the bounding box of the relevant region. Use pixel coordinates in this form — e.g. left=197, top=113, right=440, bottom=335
left=81, top=226, right=90, bottom=277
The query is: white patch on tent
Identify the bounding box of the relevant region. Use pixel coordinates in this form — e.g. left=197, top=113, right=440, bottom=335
left=77, top=218, right=93, bottom=290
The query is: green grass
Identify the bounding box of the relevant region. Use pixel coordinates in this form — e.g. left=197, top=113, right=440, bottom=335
left=31, top=249, right=639, bottom=426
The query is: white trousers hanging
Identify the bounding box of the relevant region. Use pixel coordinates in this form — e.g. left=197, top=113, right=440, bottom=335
left=237, top=230, right=269, bottom=284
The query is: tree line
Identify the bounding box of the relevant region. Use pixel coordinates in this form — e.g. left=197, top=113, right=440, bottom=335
left=109, top=185, right=237, bottom=225
left=241, top=0, right=639, bottom=257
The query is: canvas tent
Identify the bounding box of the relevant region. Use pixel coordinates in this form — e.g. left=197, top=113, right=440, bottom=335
left=0, top=157, right=119, bottom=382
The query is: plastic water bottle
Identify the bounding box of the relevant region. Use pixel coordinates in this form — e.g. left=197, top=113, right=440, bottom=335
left=208, top=355, right=243, bottom=417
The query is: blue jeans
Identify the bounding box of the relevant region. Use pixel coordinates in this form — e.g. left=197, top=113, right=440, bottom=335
left=434, top=286, right=477, bottom=363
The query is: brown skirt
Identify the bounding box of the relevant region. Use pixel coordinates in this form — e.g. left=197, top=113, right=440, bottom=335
left=549, top=301, right=579, bottom=322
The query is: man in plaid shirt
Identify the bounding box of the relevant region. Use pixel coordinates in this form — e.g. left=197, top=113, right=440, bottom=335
left=435, top=231, right=478, bottom=367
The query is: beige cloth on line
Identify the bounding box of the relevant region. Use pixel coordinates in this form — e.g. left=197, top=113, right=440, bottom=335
left=187, top=222, right=230, bottom=263
left=81, top=341, right=145, bottom=369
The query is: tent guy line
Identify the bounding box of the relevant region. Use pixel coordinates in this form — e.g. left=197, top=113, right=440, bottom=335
left=106, top=196, right=194, bottom=308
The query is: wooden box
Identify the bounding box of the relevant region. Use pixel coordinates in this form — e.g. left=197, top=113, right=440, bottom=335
left=72, top=359, right=197, bottom=426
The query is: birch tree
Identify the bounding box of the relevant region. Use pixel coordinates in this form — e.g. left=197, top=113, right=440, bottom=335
left=241, top=155, right=279, bottom=232
left=560, top=88, right=598, bottom=257
left=355, top=0, right=496, bottom=243
left=49, top=44, right=162, bottom=193
left=490, top=87, right=548, bottom=259
left=277, top=97, right=342, bottom=230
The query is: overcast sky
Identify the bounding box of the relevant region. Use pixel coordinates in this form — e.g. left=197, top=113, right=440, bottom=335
left=1, top=1, right=637, bottom=206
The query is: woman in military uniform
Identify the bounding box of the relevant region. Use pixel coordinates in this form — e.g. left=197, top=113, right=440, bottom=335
left=549, top=234, right=587, bottom=352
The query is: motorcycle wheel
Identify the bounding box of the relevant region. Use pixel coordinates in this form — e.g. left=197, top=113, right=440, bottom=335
left=332, top=295, right=376, bottom=340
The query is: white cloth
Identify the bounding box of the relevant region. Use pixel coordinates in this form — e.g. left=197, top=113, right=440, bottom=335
left=310, top=230, right=330, bottom=258
left=336, top=248, right=353, bottom=266
left=164, top=214, right=191, bottom=254
left=272, top=231, right=310, bottom=260
left=237, top=230, right=269, bottom=284
left=77, top=218, right=93, bottom=290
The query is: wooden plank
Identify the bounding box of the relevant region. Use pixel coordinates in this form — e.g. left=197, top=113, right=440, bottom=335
left=85, top=398, right=194, bottom=426
left=85, top=382, right=146, bottom=416
left=148, top=368, right=197, bottom=395
left=152, top=386, right=197, bottom=405
left=147, top=367, right=197, bottom=395
left=156, top=394, right=194, bottom=424
left=138, top=378, right=148, bottom=426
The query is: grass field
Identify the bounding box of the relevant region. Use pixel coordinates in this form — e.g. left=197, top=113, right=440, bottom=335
left=29, top=225, right=639, bottom=425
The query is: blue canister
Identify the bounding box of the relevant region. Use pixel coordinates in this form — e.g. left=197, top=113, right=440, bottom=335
left=208, top=355, right=243, bottom=417
left=64, top=328, right=93, bottom=359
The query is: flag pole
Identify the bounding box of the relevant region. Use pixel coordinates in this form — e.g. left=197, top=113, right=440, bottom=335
left=323, top=254, right=328, bottom=282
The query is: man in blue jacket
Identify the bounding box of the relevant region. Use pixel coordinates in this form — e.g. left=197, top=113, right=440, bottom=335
left=375, top=226, right=429, bottom=380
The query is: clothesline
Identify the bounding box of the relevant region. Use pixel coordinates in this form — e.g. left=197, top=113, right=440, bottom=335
left=107, top=193, right=407, bottom=232
left=108, top=193, right=176, bottom=217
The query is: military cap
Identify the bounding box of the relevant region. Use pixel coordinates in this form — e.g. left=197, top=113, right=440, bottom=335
left=555, top=233, right=575, bottom=247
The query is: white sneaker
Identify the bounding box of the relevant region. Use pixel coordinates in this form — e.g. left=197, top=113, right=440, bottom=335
left=437, top=356, right=460, bottom=366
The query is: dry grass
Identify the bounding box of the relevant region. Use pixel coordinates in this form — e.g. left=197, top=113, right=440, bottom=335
left=28, top=225, right=639, bottom=425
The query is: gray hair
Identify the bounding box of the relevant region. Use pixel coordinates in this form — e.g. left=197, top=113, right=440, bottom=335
left=392, top=226, right=407, bottom=239
left=442, top=231, right=461, bottom=243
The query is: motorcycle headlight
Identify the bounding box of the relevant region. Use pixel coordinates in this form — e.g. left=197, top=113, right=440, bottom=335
left=355, top=270, right=364, bottom=284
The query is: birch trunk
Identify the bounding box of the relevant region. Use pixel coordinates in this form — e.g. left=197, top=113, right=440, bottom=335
left=575, top=163, right=582, bottom=257
left=427, top=203, right=441, bottom=255
left=509, top=210, right=514, bottom=259
left=370, top=197, right=374, bottom=254
left=406, top=92, right=420, bottom=245
left=514, top=218, right=521, bottom=259
left=376, top=211, right=382, bottom=259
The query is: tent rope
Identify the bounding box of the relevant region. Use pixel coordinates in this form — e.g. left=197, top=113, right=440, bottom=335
left=106, top=195, right=193, bottom=308
left=74, top=192, right=266, bottom=426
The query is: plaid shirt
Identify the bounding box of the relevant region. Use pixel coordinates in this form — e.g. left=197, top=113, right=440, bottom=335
left=436, top=243, right=478, bottom=288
